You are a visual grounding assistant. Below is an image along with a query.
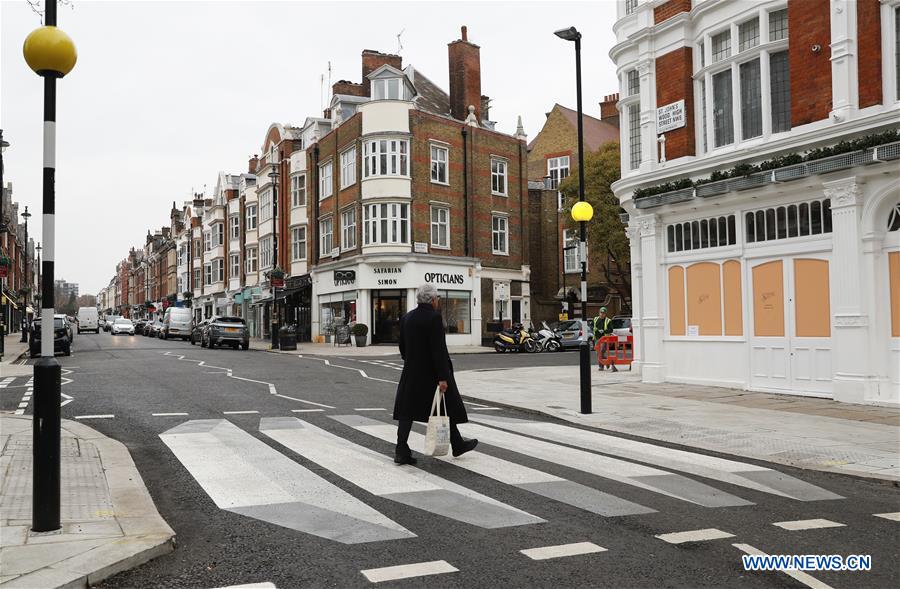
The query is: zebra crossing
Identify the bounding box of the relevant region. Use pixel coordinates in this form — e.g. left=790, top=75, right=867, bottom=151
left=159, top=412, right=846, bottom=550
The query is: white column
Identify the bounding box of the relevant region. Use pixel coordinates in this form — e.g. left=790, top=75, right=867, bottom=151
left=824, top=177, right=872, bottom=402
left=635, top=214, right=666, bottom=382
left=829, top=0, right=859, bottom=121
left=626, top=223, right=643, bottom=374
left=637, top=59, right=657, bottom=173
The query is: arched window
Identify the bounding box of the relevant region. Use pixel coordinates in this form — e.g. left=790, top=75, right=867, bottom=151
left=889, top=203, right=900, bottom=232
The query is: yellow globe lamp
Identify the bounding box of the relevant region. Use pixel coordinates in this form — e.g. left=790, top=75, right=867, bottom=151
left=23, top=26, right=77, bottom=78
left=571, top=200, right=594, bottom=223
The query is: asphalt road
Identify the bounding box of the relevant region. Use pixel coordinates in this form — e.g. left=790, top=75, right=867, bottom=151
left=6, top=333, right=899, bottom=589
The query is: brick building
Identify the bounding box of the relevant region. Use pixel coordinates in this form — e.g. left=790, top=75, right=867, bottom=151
left=1, top=183, right=37, bottom=336
left=613, top=0, right=899, bottom=405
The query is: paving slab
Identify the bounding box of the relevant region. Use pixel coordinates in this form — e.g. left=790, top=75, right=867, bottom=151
left=0, top=414, right=175, bottom=589
left=455, top=366, right=900, bottom=482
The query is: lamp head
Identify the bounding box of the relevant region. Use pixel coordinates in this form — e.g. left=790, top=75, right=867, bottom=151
left=23, top=26, right=77, bottom=78
left=571, top=201, right=594, bottom=222
left=554, top=26, right=581, bottom=42
left=22, top=206, right=31, bottom=220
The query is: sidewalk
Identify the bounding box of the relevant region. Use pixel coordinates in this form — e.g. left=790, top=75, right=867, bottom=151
left=1, top=334, right=30, bottom=378
left=248, top=338, right=491, bottom=357
left=0, top=414, right=175, bottom=588
left=455, top=366, right=900, bottom=482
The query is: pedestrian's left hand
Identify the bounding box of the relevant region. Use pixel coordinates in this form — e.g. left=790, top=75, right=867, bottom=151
left=438, top=380, right=448, bottom=394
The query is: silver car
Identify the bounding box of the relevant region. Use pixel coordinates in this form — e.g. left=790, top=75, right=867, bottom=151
left=111, top=317, right=135, bottom=336
left=549, top=319, right=594, bottom=350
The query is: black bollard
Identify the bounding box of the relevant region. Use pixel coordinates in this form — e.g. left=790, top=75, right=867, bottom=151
left=32, top=356, right=61, bottom=532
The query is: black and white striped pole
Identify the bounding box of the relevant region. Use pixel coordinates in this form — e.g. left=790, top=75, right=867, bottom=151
left=23, top=0, right=77, bottom=533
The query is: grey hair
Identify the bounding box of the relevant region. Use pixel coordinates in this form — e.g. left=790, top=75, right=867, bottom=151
left=416, top=283, right=439, bottom=304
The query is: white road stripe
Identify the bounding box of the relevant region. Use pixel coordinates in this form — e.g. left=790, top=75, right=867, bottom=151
left=160, top=419, right=414, bottom=544
left=520, top=542, right=607, bottom=561
left=470, top=407, right=503, bottom=411
left=873, top=512, right=900, bottom=521
left=656, top=528, right=735, bottom=544
left=468, top=415, right=842, bottom=501
left=360, top=560, right=458, bottom=584
left=260, top=417, right=544, bottom=528
left=74, top=415, right=115, bottom=420
left=213, top=583, right=277, bottom=589
left=733, top=543, right=834, bottom=589
left=354, top=408, right=385, bottom=411
left=18, top=402, right=28, bottom=408
left=223, top=411, right=260, bottom=415
left=291, top=409, right=325, bottom=413
left=13, top=410, right=24, bottom=415
left=273, top=394, right=335, bottom=409
left=152, top=412, right=190, bottom=417
left=772, top=518, right=845, bottom=531
left=461, top=422, right=752, bottom=507
left=334, top=415, right=654, bottom=517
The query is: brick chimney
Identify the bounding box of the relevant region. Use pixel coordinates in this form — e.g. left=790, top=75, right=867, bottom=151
left=248, top=154, right=259, bottom=174
left=448, top=26, right=482, bottom=122
left=599, top=93, right=620, bottom=128
left=361, top=50, right=403, bottom=96
left=333, top=80, right=366, bottom=97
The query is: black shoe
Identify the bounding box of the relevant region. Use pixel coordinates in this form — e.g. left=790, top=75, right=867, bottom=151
left=452, top=438, right=478, bottom=458
left=394, top=448, right=417, bottom=465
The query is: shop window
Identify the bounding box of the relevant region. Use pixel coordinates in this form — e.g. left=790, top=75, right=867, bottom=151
left=438, top=290, right=470, bottom=334
left=794, top=259, right=830, bottom=337
left=752, top=260, right=785, bottom=337
left=669, top=261, right=743, bottom=336
left=686, top=262, right=722, bottom=336
left=319, top=291, right=358, bottom=335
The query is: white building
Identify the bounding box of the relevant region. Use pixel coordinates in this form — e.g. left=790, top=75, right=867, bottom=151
left=612, top=0, right=900, bottom=405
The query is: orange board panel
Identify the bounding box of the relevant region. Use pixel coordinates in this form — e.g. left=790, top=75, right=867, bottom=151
left=753, top=261, right=784, bottom=337
left=890, top=252, right=900, bottom=337
left=794, top=259, right=831, bottom=338
left=723, top=260, right=743, bottom=336
left=668, top=266, right=686, bottom=336
left=687, top=262, right=722, bottom=336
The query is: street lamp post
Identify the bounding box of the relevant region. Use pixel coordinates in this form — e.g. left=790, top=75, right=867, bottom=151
left=23, top=0, right=77, bottom=533
left=269, top=162, right=280, bottom=349
left=20, top=206, right=31, bottom=342
left=36, top=242, right=42, bottom=316
left=556, top=25, right=594, bottom=414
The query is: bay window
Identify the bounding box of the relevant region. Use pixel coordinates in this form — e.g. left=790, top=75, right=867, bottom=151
left=230, top=253, right=240, bottom=279
left=259, top=236, right=273, bottom=269
left=204, top=263, right=212, bottom=286
left=291, top=174, right=306, bottom=207
left=260, top=188, right=272, bottom=222
left=363, top=139, right=409, bottom=177
left=363, top=202, right=409, bottom=245
left=739, top=58, right=762, bottom=140
left=246, top=204, right=257, bottom=230
left=320, top=218, right=334, bottom=255
left=193, top=268, right=201, bottom=289
left=229, top=215, right=240, bottom=240
left=245, top=247, right=258, bottom=274
left=291, top=226, right=307, bottom=261
left=213, top=222, right=224, bottom=247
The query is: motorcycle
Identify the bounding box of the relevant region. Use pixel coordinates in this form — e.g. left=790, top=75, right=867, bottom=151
left=532, top=321, right=562, bottom=352
left=493, top=323, right=537, bottom=353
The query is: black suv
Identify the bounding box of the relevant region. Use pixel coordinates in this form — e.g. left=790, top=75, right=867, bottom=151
left=30, top=317, right=72, bottom=357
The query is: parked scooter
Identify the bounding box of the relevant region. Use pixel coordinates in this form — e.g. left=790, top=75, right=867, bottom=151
left=493, top=323, right=537, bottom=353
left=532, top=321, right=562, bottom=352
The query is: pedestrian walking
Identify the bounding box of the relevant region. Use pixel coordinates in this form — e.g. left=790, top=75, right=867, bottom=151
left=593, top=306, right=617, bottom=372
left=393, top=284, right=478, bottom=465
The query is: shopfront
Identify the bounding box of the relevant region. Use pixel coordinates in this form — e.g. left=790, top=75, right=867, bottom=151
left=311, top=255, right=481, bottom=346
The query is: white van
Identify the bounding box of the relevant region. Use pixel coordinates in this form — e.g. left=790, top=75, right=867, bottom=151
left=162, top=307, right=193, bottom=340
left=76, top=307, right=100, bottom=334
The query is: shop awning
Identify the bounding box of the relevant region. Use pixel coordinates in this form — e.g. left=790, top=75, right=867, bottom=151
left=3, top=296, right=18, bottom=310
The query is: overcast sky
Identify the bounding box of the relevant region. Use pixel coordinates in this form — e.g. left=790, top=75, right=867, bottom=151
left=1, top=0, right=619, bottom=294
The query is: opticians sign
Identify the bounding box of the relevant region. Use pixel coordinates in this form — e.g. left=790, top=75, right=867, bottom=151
left=656, top=100, right=685, bottom=134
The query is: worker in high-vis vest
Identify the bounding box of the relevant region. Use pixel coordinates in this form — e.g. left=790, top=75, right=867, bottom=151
left=593, top=307, right=617, bottom=372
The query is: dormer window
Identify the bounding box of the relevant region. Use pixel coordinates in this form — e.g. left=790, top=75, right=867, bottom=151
left=373, top=78, right=405, bottom=100
left=368, top=65, right=415, bottom=101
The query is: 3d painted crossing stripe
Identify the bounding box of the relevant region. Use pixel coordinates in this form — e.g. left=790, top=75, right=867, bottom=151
left=74, top=415, right=114, bottom=420
left=873, top=512, right=900, bottom=521
left=213, top=584, right=277, bottom=589
left=733, top=543, right=834, bottom=589
left=360, top=560, right=458, bottom=583
left=332, top=415, right=654, bottom=517
left=223, top=410, right=260, bottom=415
left=460, top=422, right=752, bottom=507
left=260, top=417, right=544, bottom=529
left=520, top=542, right=607, bottom=560
left=656, top=528, right=735, bottom=544
left=152, top=413, right=189, bottom=417
left=469, top=415, right=842, bottom=502
left=291, top=409, right=325, bottom=413
left=160, top=419, right=414, bottom=544
left=772, top=519, right=845, bottom=531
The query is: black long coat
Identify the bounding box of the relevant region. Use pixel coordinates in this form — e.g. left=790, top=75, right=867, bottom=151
left=392, top=303, right=468, bottom=424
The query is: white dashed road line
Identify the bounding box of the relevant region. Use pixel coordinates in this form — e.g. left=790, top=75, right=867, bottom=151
left=520, top=542, right=607, bottom=561
left=74, top=415, right=115, bottom=420
left=223, top=410, right=260, bottom=415
left=772, top=518, right=845, bottom=531
left=360, top=560, right=458, bottom=584
left=873, top=512, right=900, bottom=521
left=153, top=412, right=190, bottom=417
left=291, top=409, right=325, bottom=413
left=354, top=408, right=385, bottom=412
left=733, top=543, right=834, bottom=589
left=655, top=528, right=735, bottom=544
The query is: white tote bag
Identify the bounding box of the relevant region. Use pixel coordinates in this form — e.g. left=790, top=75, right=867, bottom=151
left=424, top=388, right=451, bottom=457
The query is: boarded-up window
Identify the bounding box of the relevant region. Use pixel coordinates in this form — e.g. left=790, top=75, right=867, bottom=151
left=723, top=260, right=743, bottom=336
left=794, top=259, right=831, bottom=337
left=753, top=260, right=784, bottom=336
left=668, top=266, right=686, bottom=335
left=890, top=252, right=900, bottom=337
left=686, top=262, right=722, bottom=335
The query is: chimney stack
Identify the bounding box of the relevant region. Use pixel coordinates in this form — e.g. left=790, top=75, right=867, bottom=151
left=599, top=93, right=620, bottom=128
left=448, top=26, right=482, bottom=122
left=361, top=50, right=403, bottom=96
left=248, top=154, right=259, bottom=174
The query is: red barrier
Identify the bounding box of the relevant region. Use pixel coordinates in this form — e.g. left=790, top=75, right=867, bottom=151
left=597, top=335, right=634, bottom=368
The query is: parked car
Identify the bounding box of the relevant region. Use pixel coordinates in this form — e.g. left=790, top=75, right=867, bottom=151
left=610, top=315, right=633, bottom=337
left=190, top=319, right=209, bottom=345
left=103, top=315, right=121, bottom=332
left=201, top=316, right=249, bottom=350
left=134, top=319, right=148, bottom=335
left=76, top=307, right=100, bottom=334
left=111, top=317, right=135, bottom=336
left=161, top=307, right=193, bottom=340
left=550, top=319, right=594, bottom=350
left=55, top=314, right=75, bottom=344
left=145, top=319, right=163, bottom=338
left=29, top=317, right=71, bottom=357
